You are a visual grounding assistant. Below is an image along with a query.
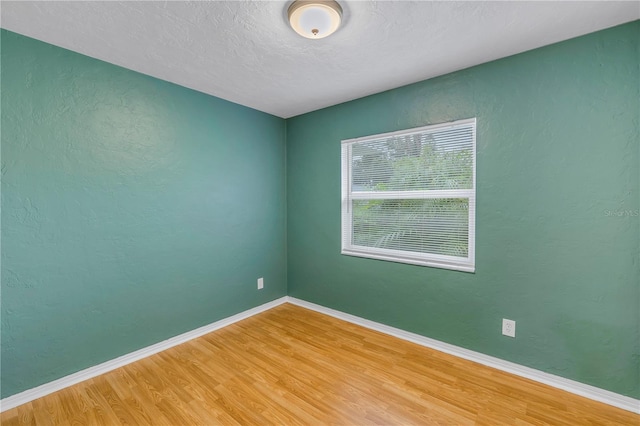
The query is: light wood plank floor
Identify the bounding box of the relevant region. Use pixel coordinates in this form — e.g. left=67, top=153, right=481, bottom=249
left=1, top=303, right=637, bottom=425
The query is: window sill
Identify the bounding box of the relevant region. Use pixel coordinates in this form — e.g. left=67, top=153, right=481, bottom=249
left=341, top=248, right=475, bottom=273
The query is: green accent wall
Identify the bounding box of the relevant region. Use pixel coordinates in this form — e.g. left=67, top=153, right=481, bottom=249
left=1, top=30, right=287, bottom=398
left=2, top=22, right=639, bottom=401
left=287, top=21, right=639, bottom=399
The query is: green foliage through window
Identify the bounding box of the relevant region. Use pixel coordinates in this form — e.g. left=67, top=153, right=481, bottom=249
left=342, top=118, right=476, bottom=271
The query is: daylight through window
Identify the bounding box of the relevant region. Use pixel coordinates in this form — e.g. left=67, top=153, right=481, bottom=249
left=341, top=118, right=476, bottom=272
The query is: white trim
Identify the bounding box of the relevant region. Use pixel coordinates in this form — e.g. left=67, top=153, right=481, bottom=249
left=0, top=297, right=288, bottom=413
left=286, top=297, right=640, bottom=414
left=341, top=248, right=475, bottom=272
left=3, top=295, right=638, bottom=415
left=468, top=118, right=476, bottom=270
left=350, top=189, right=474, bottom=200
left=340, top=118, right=476, bottom=273
left=341, top=117, right=478, bottom=145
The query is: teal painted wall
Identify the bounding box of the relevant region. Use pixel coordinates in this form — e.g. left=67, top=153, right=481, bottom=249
left=1, top=30, right=287, bottom=398
left=2, top=22, right=639, bottom=401
left=287, top=21, right=639, bottom=398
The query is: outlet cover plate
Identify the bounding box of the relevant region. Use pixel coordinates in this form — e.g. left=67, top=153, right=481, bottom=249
left=257, top=277, right=264, bottom=290
left=502, top=319, right=516, bottom=337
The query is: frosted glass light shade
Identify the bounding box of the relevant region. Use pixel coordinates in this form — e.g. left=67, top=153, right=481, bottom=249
left=288, top=1, right=342, bottom=39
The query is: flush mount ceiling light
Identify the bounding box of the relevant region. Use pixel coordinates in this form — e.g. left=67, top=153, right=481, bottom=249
left=288, top=0, right=343, bottom=39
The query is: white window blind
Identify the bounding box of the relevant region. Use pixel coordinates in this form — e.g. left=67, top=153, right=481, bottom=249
left=341, top=118, right=476, bottom=272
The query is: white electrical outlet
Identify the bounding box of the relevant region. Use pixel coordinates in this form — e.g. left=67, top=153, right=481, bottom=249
left=257, top=277, right=264, bottom=290
left=502, top=319, right=516, bottom=337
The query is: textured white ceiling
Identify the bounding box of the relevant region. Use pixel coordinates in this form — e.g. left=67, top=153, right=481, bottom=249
left=2, top=1, right=638, bottom=118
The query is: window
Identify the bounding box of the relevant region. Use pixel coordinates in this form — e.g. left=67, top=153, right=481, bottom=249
left=341, top=118, right=476, bottom=272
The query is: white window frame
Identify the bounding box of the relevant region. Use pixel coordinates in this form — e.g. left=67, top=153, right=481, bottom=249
left=341, top=118, right=476, bottom=273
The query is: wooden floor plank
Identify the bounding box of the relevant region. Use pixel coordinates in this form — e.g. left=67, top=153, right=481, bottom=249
left=1, top=303, right=637, bottom=425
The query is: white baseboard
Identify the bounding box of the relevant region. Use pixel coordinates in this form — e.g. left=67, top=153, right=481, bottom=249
left=2, top=295, right=638, bottom=415
left=0, top=297, right=288, bottom=413
left=286, top=297, right=640, bottom=414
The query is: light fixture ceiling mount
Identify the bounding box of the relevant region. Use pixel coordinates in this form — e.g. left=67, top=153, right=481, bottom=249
left=288, top=0, right=343, bottom=39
